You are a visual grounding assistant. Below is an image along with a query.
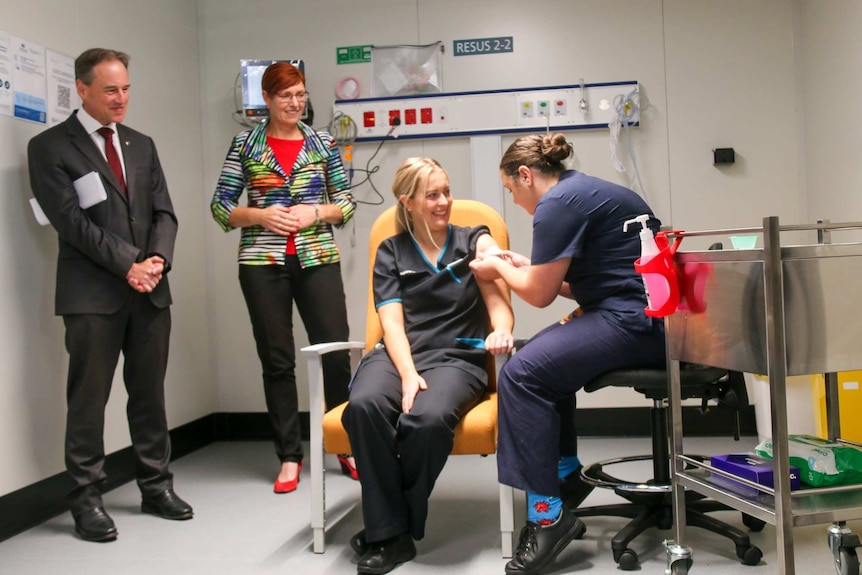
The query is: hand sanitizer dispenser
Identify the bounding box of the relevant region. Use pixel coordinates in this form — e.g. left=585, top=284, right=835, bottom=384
left=623, top=215, right=681, bottom=318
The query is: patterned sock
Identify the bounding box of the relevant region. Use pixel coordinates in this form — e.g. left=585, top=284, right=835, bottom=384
left=527, top=492, right=562, bottom=525
left=558, top=455, right=581, bottom=481
left=526, top=456, right=582, bottom=525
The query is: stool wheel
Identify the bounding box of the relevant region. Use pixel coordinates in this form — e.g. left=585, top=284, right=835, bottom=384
left=737, top=544, right=763, bottom=565
left=617, top=548, right=639, bottom=570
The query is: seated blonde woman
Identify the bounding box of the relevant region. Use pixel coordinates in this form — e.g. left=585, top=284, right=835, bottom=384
left=342, top=157, right=514, bottom=574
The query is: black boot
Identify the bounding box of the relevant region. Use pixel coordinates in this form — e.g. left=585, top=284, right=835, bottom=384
left=505, top=507, right=586, bottom=575
left=357, top=532, right=416, bottom=575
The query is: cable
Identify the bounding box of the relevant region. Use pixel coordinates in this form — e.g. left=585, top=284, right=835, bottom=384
left=610, top=88, right=649, bottom=202
left=350, top=129, right=392, bottom=206
left=324, top=112, right=397, bottom=206
left=324, top=111, right=358, bottom=146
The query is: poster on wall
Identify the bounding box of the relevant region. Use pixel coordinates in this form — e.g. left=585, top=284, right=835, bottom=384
left=11, top=35, right=46, bottom=124
left=46, top=49, right=79, bottom=126
left=0, top=30, right=12, bottom=117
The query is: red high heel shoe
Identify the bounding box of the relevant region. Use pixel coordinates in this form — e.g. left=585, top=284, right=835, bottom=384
left=337, top=455, right=359, bottom=481
left=273, top=460, right=303, bottom=494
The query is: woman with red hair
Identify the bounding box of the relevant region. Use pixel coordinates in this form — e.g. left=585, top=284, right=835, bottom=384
left=211, top=62, right=357, bottom=493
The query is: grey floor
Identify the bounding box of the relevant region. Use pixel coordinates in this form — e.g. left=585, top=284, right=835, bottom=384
left=1, top=436, right=856, bottom=575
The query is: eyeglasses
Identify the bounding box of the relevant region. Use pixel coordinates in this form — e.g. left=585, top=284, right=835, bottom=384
left=275, top=91, right=309, bottom=103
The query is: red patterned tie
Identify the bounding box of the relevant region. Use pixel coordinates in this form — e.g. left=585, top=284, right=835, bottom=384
left=97, top=127, right=126, bottom=193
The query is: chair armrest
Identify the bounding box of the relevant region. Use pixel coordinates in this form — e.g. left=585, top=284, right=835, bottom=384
left=301, top=341, right=366, bottom=357
left=300, top=340, right=365, bottom=414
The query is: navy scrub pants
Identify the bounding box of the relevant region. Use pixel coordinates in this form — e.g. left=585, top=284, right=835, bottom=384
left=342, top=354, right=485, bottom=542
left=496, top=309, right=666, bottom=496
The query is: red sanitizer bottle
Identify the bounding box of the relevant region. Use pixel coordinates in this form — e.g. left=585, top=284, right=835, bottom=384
left=623, top=214, right=680, bottom=318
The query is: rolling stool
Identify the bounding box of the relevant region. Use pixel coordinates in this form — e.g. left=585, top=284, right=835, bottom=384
left=572, top=364, right=764, bottom=570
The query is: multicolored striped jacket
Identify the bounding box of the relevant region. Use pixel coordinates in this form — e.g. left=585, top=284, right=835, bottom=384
left=211, top=120, right=355, bottom=267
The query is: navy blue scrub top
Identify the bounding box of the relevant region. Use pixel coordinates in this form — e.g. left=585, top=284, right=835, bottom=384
left=531, top=170, right=662, bottom=332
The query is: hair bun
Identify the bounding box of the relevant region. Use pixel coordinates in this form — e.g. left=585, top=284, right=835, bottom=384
left=541, top=134, right=573, bottom=163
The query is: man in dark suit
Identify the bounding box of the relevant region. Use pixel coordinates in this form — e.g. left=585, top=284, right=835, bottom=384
left=28, top=48, right=192, bottom=542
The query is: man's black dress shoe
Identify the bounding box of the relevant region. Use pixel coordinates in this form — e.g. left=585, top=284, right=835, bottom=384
left=73, top=507, right=118, bottom=542
left=357, top=532, right=416, bottom=575
left=141, top=489, right=194, bottom=520
left=350, top=529, right=368, bottom=556
left=559, top=466, right=594, bottom=511
left=505, top=507, right=586, bottom=575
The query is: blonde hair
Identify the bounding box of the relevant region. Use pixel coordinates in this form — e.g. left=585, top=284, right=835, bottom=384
left=391, top=157, right=448, bottom=236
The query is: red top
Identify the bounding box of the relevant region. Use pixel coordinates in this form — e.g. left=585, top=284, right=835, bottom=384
left=267, top=136, right=304, bottom=255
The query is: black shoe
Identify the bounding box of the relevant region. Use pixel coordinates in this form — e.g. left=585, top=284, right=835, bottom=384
left=357, top=533, right=416, bottom=575
left=350, top=529, right=368, bottom=556
left=505, top=507, right=586, bottom=575
left=141, top=489, right=194, bottom=520
left=73, top=507, right=118, bottom=542
left=559, top=466, right=594, bottom=511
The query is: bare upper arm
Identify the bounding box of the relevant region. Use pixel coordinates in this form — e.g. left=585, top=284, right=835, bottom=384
left=475, top=232, right=500, bottom=259
left=377, top=301, right=405, bottom=334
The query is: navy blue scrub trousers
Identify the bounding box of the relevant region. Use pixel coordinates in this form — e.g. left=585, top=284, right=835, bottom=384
left=496, top=309, right=666, bottom=497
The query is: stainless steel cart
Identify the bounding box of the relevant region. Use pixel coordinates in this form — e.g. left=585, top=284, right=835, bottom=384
left=662, top=217, right=862, bottom=575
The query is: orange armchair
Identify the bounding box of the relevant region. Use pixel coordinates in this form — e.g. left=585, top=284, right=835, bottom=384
left=301, top=199, right=515, bottom=555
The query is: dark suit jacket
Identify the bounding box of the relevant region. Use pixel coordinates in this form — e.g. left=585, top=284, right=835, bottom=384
left=28, top=110, right=178, bottom=316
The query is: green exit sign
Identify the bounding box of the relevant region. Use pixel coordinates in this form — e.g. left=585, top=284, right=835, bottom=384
left=337, top=45, right=372, bottom=65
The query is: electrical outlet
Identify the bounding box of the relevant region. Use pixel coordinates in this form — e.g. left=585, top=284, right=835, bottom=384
left=554, top=99, right=567, bottom=116
left=537, top=100, right=550, bottom=117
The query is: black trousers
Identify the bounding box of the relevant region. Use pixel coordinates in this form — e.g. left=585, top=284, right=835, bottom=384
left=63, top=293, right=172, bottom=515
left=342, top=356, right=485, bottom=542
left=239, top=259, right=351, bottom=463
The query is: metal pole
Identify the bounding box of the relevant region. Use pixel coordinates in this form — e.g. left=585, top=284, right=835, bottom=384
left=817, top=220, right=842, bottom=441
left=666, top=319, right=688, bottom=546
left=762, top=215, right=795, bottom=575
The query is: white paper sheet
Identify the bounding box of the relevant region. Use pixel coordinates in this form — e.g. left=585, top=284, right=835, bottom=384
left=29, top=197, right=50, bottom=226
left=72, top=171, right=108, bottom=208
left=30, top=171, right=108, bottom=225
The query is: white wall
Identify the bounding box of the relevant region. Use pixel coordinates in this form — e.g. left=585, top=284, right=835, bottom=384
left=663, top=0, right=805, bottom=234
left=800, top=0, right=862, bottom=239
left=196, top=0, right=673, bottom=413
left=3, top=0, right=859, bottom=498
left=0, top=0, right=214, bottom=497
left=196, top=0, right=808, bottom=412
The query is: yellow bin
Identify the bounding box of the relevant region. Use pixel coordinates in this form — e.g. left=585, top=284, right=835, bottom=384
left=812, top=371, right=862, bottom=442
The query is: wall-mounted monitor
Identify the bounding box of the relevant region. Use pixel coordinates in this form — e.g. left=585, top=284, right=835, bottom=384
left=240, top=59, right=305, bottom=118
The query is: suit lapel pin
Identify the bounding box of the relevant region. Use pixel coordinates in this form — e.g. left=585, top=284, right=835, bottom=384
left=124, top=141, right=130, bottom=146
